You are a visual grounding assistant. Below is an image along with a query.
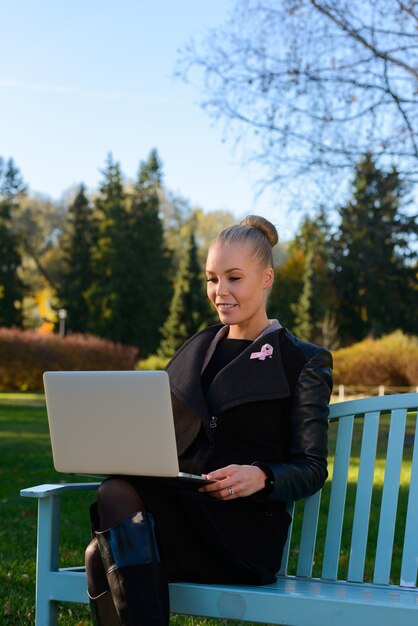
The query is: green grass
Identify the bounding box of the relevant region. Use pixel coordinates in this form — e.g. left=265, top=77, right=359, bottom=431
left=0, top=395, right=415, bottom=625
left=0, top=392, right=45, bottom=405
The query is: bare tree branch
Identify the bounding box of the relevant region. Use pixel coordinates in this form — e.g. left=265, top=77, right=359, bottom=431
left=310, top=1, right=418, bottom=80
left=398, top=0, right=418, bottom=22
left=383, top=59, right=418, bottom=157
left=178, top=0, right=418, bottom=203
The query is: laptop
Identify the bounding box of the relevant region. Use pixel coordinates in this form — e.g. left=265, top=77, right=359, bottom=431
left=43, top=370, right=212, bottom=484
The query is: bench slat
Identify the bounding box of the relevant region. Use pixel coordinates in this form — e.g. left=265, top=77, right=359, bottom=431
left=328, top=394, right=418, bottom=420
left=401, top=409, right=418, bottom=587
left=169, top=578, right=418, bottom=626
left=348, top=410, right=380, bottom=582
left=21, top=482, right=100, bottom=498
left=279, top=502, right=295, bottom=575
left=322, top=414, right=354, bottom=580
left=374, top=408, right=407, bottom=585
left=297, top=490, right=321, bottom=577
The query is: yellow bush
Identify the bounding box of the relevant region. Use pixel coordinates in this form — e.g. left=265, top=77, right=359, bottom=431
left=135, top=354, right=169, bottom=371
left=332, top=330, right=418, bottom=386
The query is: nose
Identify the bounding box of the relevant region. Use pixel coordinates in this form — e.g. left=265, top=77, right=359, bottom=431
left=216, top=279, right=229, bottom=297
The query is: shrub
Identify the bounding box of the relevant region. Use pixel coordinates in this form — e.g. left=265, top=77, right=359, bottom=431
left=135, top=354, right=170, bottom=371
left=332, top=330, right=418, bottom=386
left=0, top=328, right=138, bottom=391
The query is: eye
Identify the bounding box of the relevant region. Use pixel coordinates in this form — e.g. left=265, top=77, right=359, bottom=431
left=229, top=276, right=241, bottom=282
left=206, top=277, right=218, bottom=283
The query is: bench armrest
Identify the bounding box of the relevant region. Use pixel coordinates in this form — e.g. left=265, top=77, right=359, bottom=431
left=21, top=482, right=100, bottom=498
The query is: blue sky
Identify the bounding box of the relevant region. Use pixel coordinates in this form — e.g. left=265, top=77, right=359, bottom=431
left=1, top=1, right=296, bottom=238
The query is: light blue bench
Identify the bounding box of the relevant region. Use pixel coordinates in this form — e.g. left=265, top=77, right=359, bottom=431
left=21, top=393, right=418, bottom=625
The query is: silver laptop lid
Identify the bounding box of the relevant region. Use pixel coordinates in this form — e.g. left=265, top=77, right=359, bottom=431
left=43, top=370, right=180, bottom=477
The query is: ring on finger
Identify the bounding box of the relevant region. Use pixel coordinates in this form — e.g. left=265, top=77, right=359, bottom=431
left=227, top=486, right=235, bottom=497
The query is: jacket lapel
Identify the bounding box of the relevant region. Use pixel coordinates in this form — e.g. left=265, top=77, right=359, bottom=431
left=205, top=328, right=290, bottom=415
left=166, top=325, right=221, bottom=431
left=166, top=323, right=291, bottom=453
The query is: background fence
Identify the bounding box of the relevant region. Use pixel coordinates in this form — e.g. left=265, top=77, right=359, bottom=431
left=332, top=385, right=418, bottom=401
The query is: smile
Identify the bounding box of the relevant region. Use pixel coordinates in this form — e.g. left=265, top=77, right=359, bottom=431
left=217, top=303, right=237, bottom=310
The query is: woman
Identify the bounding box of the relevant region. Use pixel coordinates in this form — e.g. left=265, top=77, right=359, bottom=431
left=85, top=215, right=333, bottom=625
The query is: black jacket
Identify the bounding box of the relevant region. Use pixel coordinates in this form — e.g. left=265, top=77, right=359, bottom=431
left=166, top=323, right=333, bottom=504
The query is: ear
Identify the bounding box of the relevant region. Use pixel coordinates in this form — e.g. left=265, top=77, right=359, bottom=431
left=263, top=267, right=274, bottom=289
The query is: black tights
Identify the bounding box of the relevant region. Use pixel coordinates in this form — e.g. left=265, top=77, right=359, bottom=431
left=85, top=478, right=145, bottom=598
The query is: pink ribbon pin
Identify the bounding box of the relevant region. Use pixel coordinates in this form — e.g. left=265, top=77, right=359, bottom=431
left=250, top=343, right=273, bottom=361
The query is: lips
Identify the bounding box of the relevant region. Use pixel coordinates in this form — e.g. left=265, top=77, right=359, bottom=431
left=216, top=303, right=237, bottom=311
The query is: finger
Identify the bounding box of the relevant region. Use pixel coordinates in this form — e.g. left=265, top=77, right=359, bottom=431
left=204, top=470, right=229, bottom=482
left=199, top=481, right=238, bottom=498
left=198, top=474, right=230, bottom=493
left=209, top=487, right=233, bottom=501
left=226, top=485, right=237, bottom=498
left=217, top=485, right=237, bottom=499
left=198, top=476, right=228, bottom=493
left=205, top=464, right=240, bottom=481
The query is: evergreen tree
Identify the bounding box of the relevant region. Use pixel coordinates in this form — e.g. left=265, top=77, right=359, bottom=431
left=138, top=148, right=162, bottom=188
left=269, top=209, right=336, bottom=343
left=291, top=247, right=316, bottom=342
left=268, top=247, right=304, bottom=329
left=85, top=151, right=172, bottom=353
left=0, top=158, right=25, bottom=327
left=59, top=184, right=97, bottom=333
left=85, top=154, right=128, bottom=341
left=332, top=153, right=417, bottom=342
left=119, top=150, right=172, bottom=356
left=291, top=210, right=336, bottom=343
left=293, top=209, right=330, bottom=261
left=158, top=219, right=212, bottom=358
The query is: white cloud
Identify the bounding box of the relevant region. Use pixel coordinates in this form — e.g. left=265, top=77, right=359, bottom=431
left=0, top=78, right=186, bottom=106
left=0, top=78, right=121, bottom=100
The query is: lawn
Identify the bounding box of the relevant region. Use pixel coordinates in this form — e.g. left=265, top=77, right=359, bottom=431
left=0, top=395, right=414, bottom=625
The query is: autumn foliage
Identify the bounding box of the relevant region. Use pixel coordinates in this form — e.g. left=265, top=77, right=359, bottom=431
left=332, top=331, right=418, bottom=387
left=0, top=328, right=138, bottom=391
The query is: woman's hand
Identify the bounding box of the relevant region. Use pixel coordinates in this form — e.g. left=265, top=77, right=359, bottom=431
left=198, top=464, right=268, bottom=500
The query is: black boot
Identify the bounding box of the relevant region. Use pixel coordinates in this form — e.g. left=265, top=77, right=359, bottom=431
left=95, top=510, right=169, bottom=626
left=87, top=504, right=120, bottom=625
left=89, top=590, right=121, bottom=626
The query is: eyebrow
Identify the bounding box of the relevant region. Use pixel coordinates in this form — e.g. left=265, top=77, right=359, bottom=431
left=206, top=267, right=244, bottom=274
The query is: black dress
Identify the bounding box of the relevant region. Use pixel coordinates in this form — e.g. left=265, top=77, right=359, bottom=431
left=121, top=338, right=291, bottom=585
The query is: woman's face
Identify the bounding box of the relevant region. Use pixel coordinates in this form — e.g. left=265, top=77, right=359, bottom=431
left=205, top=240, right=273, bottom=339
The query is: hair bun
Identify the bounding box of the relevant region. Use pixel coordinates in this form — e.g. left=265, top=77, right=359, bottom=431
left=240, top=215, right=278, bottom=247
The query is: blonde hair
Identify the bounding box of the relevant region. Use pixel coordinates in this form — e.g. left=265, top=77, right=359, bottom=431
left=213, top=215, right=278, bottom=268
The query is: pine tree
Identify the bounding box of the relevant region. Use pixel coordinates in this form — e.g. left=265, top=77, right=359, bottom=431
left=270, top=209, right=336, bottom=342
left=0, top=158, right=25, bottom=327
left=290, top=210, right=336, bottom=343
left=138, top=148, right=162, bottom=188
left=84, top=151, right=172, bottom=353
left=291, top=247, right=316, bottom=342
left=119, top=150, right=172, bottom=356
left=59, top=184, right=97, bottom=333
left=268, top=249, right=303, bottom=329
left=158, top=220, right=212, bottom=358
left=85, top=154, right=128, bottom=341
left=333, top=153, right=417, bottom=342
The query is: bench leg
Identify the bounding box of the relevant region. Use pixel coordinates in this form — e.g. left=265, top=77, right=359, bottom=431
left=35, top=597, right=57, bottom=626
left=35, top=496, right=60, bottom=626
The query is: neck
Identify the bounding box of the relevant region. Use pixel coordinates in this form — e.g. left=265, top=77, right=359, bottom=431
left=227, top=317, right=271, bottom=341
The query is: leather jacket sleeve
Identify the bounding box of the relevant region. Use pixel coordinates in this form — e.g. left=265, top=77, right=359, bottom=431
left=256, top=347, right=333, bottom=503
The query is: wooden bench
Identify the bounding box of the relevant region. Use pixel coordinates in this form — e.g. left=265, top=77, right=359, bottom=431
left=21, top=393, right=418, bottom=625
